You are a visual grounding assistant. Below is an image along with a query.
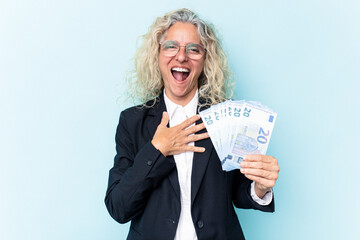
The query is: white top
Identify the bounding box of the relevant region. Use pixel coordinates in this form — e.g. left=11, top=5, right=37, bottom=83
left=163, top=90, right=273, bottom=240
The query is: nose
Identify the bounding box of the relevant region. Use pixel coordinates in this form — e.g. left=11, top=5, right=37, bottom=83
left=175, top=46, right=188, bottom=62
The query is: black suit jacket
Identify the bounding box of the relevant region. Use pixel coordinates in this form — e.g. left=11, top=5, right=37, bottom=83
left=105, top=94, right=274, bottom=240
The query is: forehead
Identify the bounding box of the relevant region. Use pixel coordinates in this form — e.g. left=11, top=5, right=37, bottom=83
left=163, top=22, right=200, bottom=44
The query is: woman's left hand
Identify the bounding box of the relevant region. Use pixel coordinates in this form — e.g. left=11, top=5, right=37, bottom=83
left=240, top=154, right=280, bottom=199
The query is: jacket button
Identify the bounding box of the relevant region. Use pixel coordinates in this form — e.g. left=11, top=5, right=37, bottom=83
left=147, top=160, right=152, bottom=166
left=197, top=220, right=204, bottom=229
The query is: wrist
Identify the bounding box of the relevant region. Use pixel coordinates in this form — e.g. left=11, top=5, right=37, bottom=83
left=254, top=183, right=271, bottom=199
left=151, top=140, right=167, bottom=157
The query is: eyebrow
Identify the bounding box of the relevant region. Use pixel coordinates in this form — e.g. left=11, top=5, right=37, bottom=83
left=163, top=40, right=202, bottom=45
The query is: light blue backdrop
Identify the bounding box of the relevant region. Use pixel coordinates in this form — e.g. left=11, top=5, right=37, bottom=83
left=1, top=0, right=359, bottom=239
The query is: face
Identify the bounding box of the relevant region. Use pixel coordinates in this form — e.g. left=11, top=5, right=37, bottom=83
left=158, top=22, right=205, bottom=106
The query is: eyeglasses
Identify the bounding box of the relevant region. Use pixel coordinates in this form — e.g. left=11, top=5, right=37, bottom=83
left=159, top=40, right=206, bottom=60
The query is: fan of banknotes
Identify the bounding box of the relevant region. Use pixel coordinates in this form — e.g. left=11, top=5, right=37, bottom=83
left=199, top=100, right=277, bottom=172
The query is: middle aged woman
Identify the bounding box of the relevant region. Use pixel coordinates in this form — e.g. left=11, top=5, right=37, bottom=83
left=105, top=8, right=280, bottom=240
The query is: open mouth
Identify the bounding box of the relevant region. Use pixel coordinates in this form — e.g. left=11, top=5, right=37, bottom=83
left=171, top=67, right=190, bottom=82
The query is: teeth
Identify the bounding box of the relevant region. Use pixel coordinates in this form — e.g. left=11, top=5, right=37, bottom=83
left=171, top=67, right=190, bottom=72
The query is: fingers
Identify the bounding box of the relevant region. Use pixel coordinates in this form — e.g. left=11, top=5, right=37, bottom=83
left=240, top=168, right=279, bottom=181
left=240, top=154, right=280, bottom=189
left=240, top=161, right=280, bottom=172
left=178, top=114, right=201, bottom=129
left=174, top=145, right=206, bottom=154
left=243, top=154, right=278, bottom=164
left=241, top=155, right=279, bottom=172
left=153, top=114, right=208, bottom=156
left=159, top=111, right=170, bottom=127
left=183, top=122, right=206, bottom=136
left=243, top=174, right=277, bottom=189
left=163, top=140, right=208, bottom=156
left=186, top=132, right=210, bottom=143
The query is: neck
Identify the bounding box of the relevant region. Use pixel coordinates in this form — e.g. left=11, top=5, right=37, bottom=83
left=164, top=88, right=198, bottom=107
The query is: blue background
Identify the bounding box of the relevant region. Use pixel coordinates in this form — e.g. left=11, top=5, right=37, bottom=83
left=1, top=0, right=359, bottom=239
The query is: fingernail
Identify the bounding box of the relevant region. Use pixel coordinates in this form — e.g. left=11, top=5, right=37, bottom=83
left=201, top=147, right=205, bottom=152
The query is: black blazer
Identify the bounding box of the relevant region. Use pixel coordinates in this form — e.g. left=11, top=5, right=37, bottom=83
left=105, top=94, right=274, bottom=240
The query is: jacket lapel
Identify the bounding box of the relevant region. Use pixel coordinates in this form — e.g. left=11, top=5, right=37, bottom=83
left=146, top=94, right=181, bottom=201
left=191, top=98, right=214, bottom=204
left=146, top=95, right=166, bottom=138
left=146, top=94, right=215, bottom=204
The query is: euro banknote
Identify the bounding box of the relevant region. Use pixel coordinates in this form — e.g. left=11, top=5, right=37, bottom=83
left=199, top=100, right=277, bottom=172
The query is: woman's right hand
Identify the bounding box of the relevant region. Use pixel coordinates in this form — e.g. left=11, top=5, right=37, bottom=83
left=151, top=112, right=210, bottom=157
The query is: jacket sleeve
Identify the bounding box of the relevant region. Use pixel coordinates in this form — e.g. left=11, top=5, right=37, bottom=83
left=232, top=170, right=275, bottom=212
left=104, top=110, right=176, bottom=223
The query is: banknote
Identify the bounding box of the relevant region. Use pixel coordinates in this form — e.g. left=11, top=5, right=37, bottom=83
left=200, top=100, right=277, bottom=172
left=199, top=108, right=222, bottom=157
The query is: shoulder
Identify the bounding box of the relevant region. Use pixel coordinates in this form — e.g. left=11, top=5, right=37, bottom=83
left=121, top=98, right=157, bottom=116
left=120, top=104, right=146, bottom=119
left=115, top=97, right=163, bottom=141
left=118, top=97, right=162, bottom=123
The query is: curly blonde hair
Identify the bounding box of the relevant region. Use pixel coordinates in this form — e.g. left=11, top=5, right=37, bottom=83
left=127, top=8, right=233, bottom=107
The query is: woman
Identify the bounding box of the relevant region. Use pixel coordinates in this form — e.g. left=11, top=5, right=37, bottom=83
left=105, top=8, right=279, bottom=240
